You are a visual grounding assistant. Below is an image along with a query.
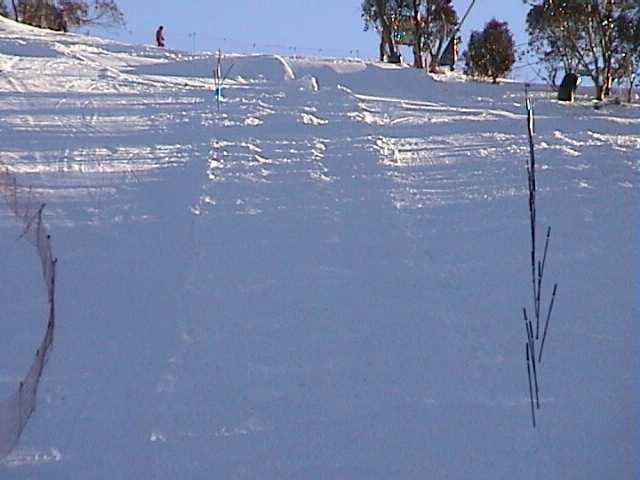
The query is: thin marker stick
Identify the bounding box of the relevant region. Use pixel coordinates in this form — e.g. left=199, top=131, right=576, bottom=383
left=538, top=283, right=558, bottom=363
left=536, top=227, right=551, bottom=337
left=527, top=320, right=540, bottom=408
left=526, top=343, right=536, bottom=428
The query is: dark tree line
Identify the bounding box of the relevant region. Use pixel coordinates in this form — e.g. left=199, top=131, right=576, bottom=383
left=0, top=0, right=124, bottom=31
left=362, top=0, right=459, bottom=71
left=362, top=0, right=639, bottom=99
left=362, top=0, right=516, bottom=80
left=525, top=0, right=639, bottom=100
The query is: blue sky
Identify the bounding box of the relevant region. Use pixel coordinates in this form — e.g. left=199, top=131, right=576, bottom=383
left=96, top=1, right=533, bottom=77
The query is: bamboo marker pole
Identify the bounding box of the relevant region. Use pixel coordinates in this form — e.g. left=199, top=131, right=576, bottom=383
left=523, top=309, right=540, bottom=409
left=536, top=227, right=551, bottom=338
left=526, top=343, right=536, bottom=428
left=526, top=92, right=538, bottom=326
left=538, top=283, right=558, bottom=363
left=528, top=320, right=540, bottom=408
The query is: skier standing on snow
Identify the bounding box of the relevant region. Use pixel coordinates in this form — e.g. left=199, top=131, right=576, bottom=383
left=156, top=26, right=165, bottom=48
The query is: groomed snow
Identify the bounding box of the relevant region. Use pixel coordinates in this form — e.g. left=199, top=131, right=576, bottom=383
left=1, top=15, right=637, bottom=479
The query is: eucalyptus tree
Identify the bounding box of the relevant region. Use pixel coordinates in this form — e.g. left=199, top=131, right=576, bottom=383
left=9, top=0, right=124, bottom=31
left=525, top=0, right=639, bottom=100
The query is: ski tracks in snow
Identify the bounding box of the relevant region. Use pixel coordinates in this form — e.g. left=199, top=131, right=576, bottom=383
left=2, top=18, right=638, bottom=476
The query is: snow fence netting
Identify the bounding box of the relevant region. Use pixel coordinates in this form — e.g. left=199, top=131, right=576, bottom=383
left=0, top=164, right=56, bottom=459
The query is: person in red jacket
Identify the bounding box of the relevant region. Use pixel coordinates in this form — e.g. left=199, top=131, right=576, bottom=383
left=155, top=26, right=165, bottom=48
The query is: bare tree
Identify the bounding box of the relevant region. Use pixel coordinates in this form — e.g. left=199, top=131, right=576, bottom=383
left=375, top=0, right=402, bottom=63
left=614, top=2, right=640, bottom=101
left=363, top=0, right=460, bottom=69
left=422, top=0, right=458, bottom=72
left=10, top=0, right=18, bottom=20
left=410, top=0, right=424, bottom=68
left=362, top=0, right=403, bottom=63
left=10, top=0, right=123, bottom=31
left=59, top=0, right=124, bottom=29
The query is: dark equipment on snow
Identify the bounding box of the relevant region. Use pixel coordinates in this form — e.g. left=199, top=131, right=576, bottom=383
left=557, top=73, right=579, bottom=102
left=438, top=37, right=458, bottom=70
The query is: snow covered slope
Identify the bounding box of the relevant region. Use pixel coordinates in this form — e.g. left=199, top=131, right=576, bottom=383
left=1, top=15, right=638, bottom=479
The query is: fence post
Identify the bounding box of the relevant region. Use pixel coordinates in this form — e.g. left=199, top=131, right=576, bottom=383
left=49, top=258, right=57, bottom=328
left=36, top=204, right=45, bottom=250
left=17, top=382, right=23, bottom=436
left=12, top=177, right=17, bottom=214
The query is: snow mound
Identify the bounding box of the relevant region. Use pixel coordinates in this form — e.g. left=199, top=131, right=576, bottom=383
left=132, top=53, right=296, bottom=82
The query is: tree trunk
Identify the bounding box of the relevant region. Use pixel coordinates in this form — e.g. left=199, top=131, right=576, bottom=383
left=374, top=0, right=401, bottom=64
left=591, top=57, right=605, bottom=101
left=379, top=36, right=386, bottom=62
left=627, top=73, right=636, bottom=103
left=40, top=0, right=47, bottom=28
left=11, top=0, right=18, bottom=21
left=411, top=0, right=423, bottom=69
left=428, top=57, right=441, bottom=74
left=602, top=65, right=613, bottom=98
left=412, top=44, right=423, bottom=69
